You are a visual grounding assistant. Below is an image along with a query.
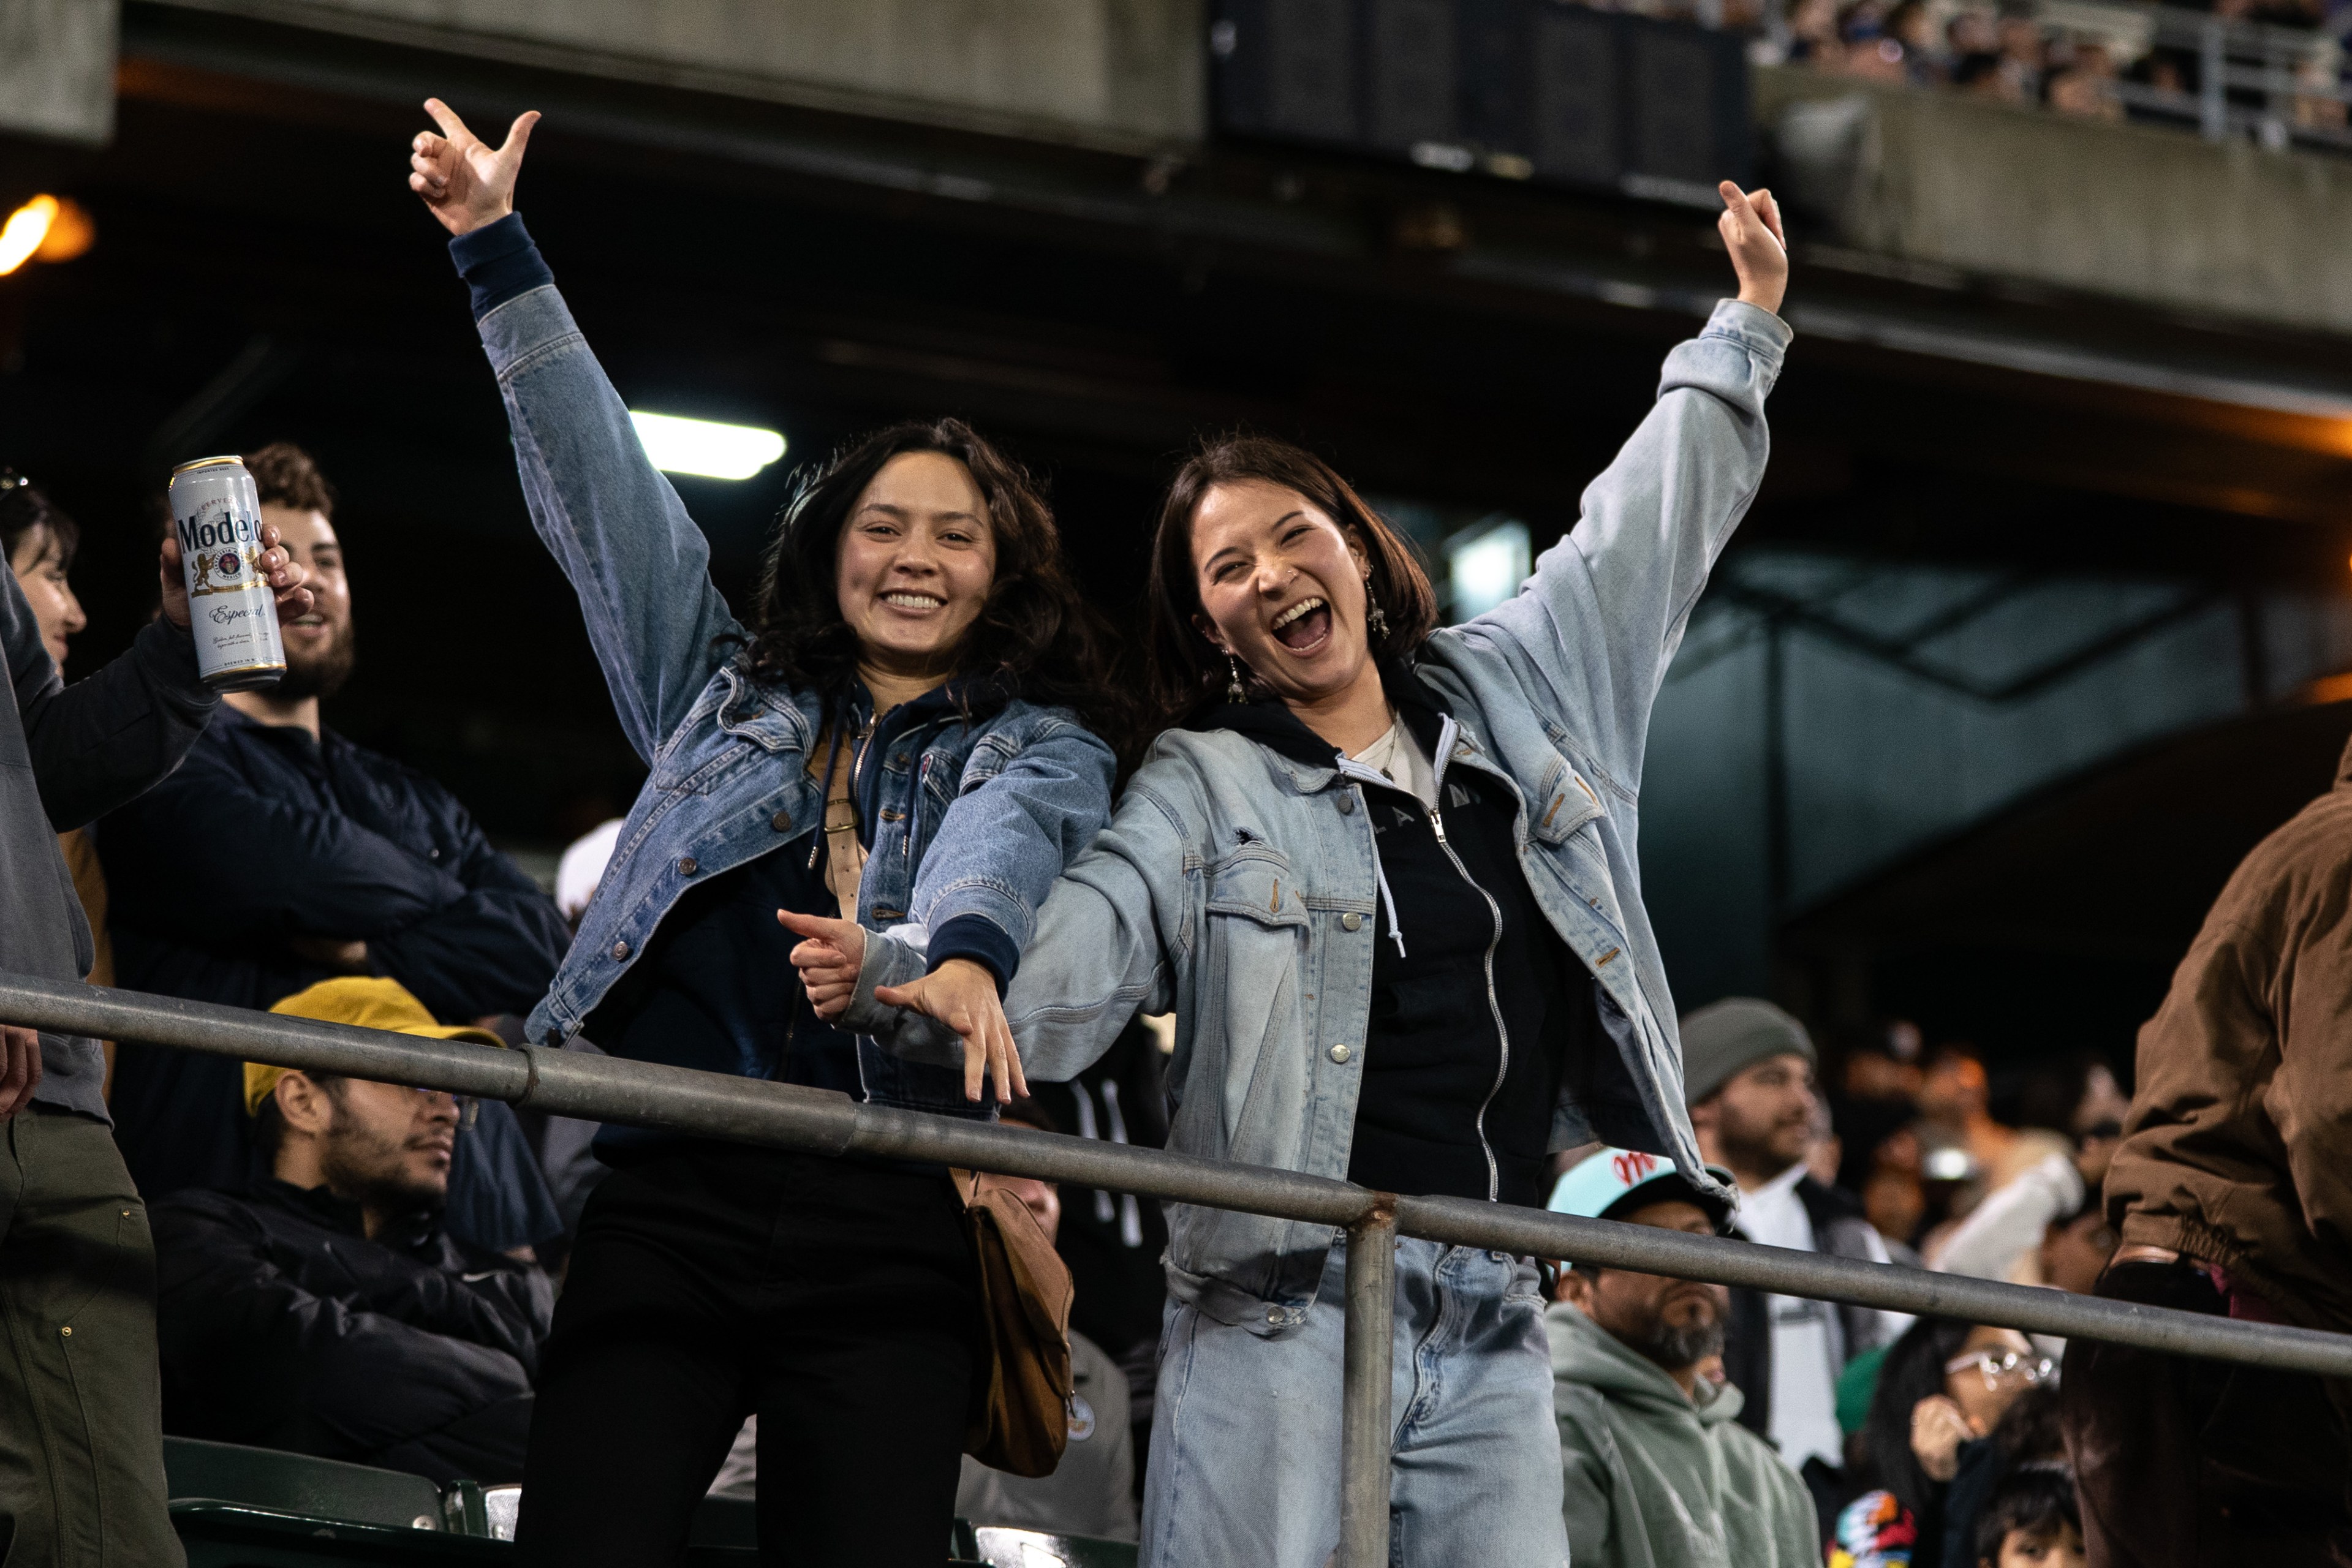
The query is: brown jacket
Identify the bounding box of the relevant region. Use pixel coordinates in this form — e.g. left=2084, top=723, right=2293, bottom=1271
left=2106, top=736, right=2352, bottom=1330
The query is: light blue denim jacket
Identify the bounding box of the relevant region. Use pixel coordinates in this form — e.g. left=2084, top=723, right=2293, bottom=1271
left=472, top=284, right=1116, bottom=1097
left=850, top=300, right=1789, bottom=1324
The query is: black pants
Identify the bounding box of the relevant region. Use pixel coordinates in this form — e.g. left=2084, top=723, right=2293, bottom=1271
left=515, top=1144, right=980, bottom=1567
left=2061, top=1260, right=2352, bottom=1568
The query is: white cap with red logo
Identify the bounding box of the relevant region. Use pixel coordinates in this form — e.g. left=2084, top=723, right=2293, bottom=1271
left=1545, top=1147, right=1736, bottom=1234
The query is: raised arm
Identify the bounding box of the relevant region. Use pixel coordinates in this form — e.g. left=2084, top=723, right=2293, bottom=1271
left=410, top=100, right=740, bottom=761
left=11, top=522, right=309, bottom=831
left=1448, top=184, right=1790, bottom=784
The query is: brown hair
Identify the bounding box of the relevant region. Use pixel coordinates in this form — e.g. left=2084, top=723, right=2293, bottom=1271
left=739, top=418, right=1129, bottom=749
left=1144, top=435, right=1439, bottom=725
left=242, top=442, right=337, bottom=518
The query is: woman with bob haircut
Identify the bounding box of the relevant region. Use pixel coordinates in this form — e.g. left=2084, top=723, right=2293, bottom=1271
left=407, top=104, right=1123, bottom=1565
left=821, top=181, right=1793, bottom=1565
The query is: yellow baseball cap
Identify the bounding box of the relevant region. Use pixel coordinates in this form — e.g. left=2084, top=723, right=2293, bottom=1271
left=245, top=976, right=507, bottom=1116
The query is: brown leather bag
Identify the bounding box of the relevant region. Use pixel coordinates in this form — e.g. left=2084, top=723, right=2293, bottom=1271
left=956, top=1169, right=1076, bottom=1478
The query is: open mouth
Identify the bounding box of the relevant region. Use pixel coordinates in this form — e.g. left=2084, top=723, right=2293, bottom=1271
left=1270, top=596, right=1331, bottom=654
left=880, top=591, right=946, bottom=614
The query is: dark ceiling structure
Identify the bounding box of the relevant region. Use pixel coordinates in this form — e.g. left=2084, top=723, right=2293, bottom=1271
left=4, top=1, right=2350, bottom=861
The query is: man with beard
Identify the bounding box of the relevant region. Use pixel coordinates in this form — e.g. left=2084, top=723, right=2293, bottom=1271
left=99, top=444, right=569, bottom=1234
left=1682, top=999, right=1908, bottom=1505
left=151, top=978, right=551, bottom=1483
left=1547, top=1148, right=1820, bottom=1568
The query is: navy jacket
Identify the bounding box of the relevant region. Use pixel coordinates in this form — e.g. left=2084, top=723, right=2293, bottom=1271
left=98, top=707, right=570, bottom=1203
left=153, top=1177, right=551, bottom=1485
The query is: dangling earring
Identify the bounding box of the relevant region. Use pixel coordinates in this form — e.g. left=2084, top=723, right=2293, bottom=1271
left=1365, top=592, right=1390, bottom=641
left=1227, top=654, right=1249, bottom=704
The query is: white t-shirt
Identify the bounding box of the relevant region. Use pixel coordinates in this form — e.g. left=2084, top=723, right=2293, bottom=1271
left=1351, top=716, right=1439, bottom=810
left=1736, top=1161, right=1849, bottom=1475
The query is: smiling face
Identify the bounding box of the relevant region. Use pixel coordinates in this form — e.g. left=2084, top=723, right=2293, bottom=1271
left=260, top=502, right=354, bottom=699
left=8, top=527, right=85, bottom=671
left=1190, top=480, right=1375, bottom=707
left=834, top=450, right=997, bottom=682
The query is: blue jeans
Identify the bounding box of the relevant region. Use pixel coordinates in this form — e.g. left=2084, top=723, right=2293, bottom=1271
left=1143, top=1236, right=1568, bottom=1567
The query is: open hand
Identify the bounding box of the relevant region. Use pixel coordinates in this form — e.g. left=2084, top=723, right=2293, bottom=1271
left=877, top=959, right=1028, bottom=1106
left=161, top=519, right=312, bottom=631
left=0, top=1025, right=43, bottom=1120
left=409, top=98, right=540, bottom=237
left=1717, top=182, right=1789, bottom=316
left=778, top=908, right=866, bottom=1022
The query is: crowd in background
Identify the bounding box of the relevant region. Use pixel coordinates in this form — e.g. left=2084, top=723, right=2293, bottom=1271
left=5, top=429, right=2346, bottom=1565
left=0, top=448, right=2169, bottom=1567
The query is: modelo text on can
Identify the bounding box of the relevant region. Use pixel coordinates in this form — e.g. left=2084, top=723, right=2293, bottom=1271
left=167, top=456, right=285, bottom=692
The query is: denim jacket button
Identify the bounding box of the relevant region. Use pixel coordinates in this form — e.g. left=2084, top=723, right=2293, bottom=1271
left=1336, top=794, right=1356, bottom=815
left=1340, top=911, right=1364, bottom=932
left=771, top=809, right=793, bottom=832
left=1328, top=1043, right=1353, bottom=1064
left=1266, top=1306, right=1284, bottom=1324
left=611, top=940, right=631, bottom=962
left=677, top=856, right=698, bottom=876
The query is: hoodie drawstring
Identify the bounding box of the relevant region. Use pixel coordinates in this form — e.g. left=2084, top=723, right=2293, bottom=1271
left=1356, top=782, right=1409, bottom=959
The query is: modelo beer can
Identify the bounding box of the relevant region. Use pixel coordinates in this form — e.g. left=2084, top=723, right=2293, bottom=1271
left=167, top=456, right=285, bottom=690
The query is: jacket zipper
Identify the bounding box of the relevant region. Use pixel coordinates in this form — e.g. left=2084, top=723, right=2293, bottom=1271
left=1424, top=720, right=1512, bottom=1204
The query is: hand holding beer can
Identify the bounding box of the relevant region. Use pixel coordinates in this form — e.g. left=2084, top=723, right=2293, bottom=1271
left=167, top=456, right=286, bottom=691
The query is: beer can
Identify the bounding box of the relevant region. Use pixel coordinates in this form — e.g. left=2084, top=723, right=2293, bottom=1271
left=167, top=456, right=285, bottom=691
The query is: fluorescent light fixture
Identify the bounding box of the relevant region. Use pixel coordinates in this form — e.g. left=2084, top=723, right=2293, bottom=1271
left=1448, top=518, right=1530, bottom=622
left=629, top=411, right=786, bottom=480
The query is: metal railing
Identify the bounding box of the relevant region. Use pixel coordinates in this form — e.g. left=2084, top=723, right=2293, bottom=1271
left=13, top=973, right=2352, bottom=1568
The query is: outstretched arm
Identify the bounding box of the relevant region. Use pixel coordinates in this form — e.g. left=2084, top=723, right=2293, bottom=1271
left=1449, top=183, right=1790, bottom=786
left=409, top=100, right=741, bottom=762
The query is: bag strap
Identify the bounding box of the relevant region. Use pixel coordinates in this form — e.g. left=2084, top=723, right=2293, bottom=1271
left=820, top=725, right=868, bottom=923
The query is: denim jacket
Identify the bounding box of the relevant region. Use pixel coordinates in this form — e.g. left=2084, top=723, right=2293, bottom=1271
left=472, top=284, right=1116, bottom=1107
left=849, top=299, right=1789, bottom=1323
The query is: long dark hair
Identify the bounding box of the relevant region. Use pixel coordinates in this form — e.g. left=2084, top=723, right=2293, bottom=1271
left=736, top=419, right=1125, bottom=744
left=1862, top=1316, right=1978, bottom=1518
left=1143, top=435, right=1440, bottom=726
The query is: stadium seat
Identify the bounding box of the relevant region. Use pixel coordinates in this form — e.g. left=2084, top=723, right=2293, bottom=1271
left=163, top=1437, right=450, bottom=1532
left=970, top=1526, right=1140, bottom=1568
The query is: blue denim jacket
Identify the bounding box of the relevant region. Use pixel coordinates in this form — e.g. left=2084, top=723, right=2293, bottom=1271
left=471, top=284, right=1116, bottom=1110
left=850, top=299, right=1789, bottom=1321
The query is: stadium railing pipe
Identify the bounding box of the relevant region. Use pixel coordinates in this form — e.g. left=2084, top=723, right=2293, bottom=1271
left=13, top=974, right=2352, bottom=1568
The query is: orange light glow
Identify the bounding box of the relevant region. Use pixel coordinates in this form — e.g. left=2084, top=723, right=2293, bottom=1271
left=0, top=197, right=58, bottom=276
left=0, top=196, right=93, bottom=276
left=36, top=198, right=93, bottom=263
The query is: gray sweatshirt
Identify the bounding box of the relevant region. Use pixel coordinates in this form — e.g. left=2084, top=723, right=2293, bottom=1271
left=1551, top=1300, right=1820, bottom=1568
left=0, top=565, right=217, bottom=1121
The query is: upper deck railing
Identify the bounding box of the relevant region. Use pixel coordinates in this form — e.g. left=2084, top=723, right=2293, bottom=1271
left=9, top=973, right=2346, bottom=1568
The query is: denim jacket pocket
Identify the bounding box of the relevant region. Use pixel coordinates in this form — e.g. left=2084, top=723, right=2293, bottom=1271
left=1526, top=743, right=1606, bottom=847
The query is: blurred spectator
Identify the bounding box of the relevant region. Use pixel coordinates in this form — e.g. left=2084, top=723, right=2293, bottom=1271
left=2046, top=40, right=2123, bottom=120
left=151, top=978, right=550, bottom=1485
left=1683, top=999, right=1908, bottom=1502
left=1027, top=1018, right=1170, bottom=1503
left=1789, top=0, right=1849, bottom=66
left=707, top=1099, right=1139, bottom=1544
left=1546, top=1148, right=1820, bottom=1568
left=1832, top=1317, right=2051, bottom=1568
left=1970, top=1462, right=2084, bottom=1568
left=1928, top=1056, right=2123, bottom=1288
left=2065, top=739, right=2352, bottom=1564
left=1, top=475, right=118, bottom=1084
left=102, top=442, right=569, bottom=1254
left=0, top=466, right=309, bottom=1568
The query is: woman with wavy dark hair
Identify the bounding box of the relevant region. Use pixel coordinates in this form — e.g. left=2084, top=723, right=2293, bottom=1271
left=847, top=183, right=1796, bottom=1565
left=408, top=103, right=1120, bottom=1566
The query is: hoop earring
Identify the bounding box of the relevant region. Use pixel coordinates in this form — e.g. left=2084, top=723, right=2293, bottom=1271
left=1365, top=594, right=1390, bottom=641
left=1227, top=655, right=1249, bottom=704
